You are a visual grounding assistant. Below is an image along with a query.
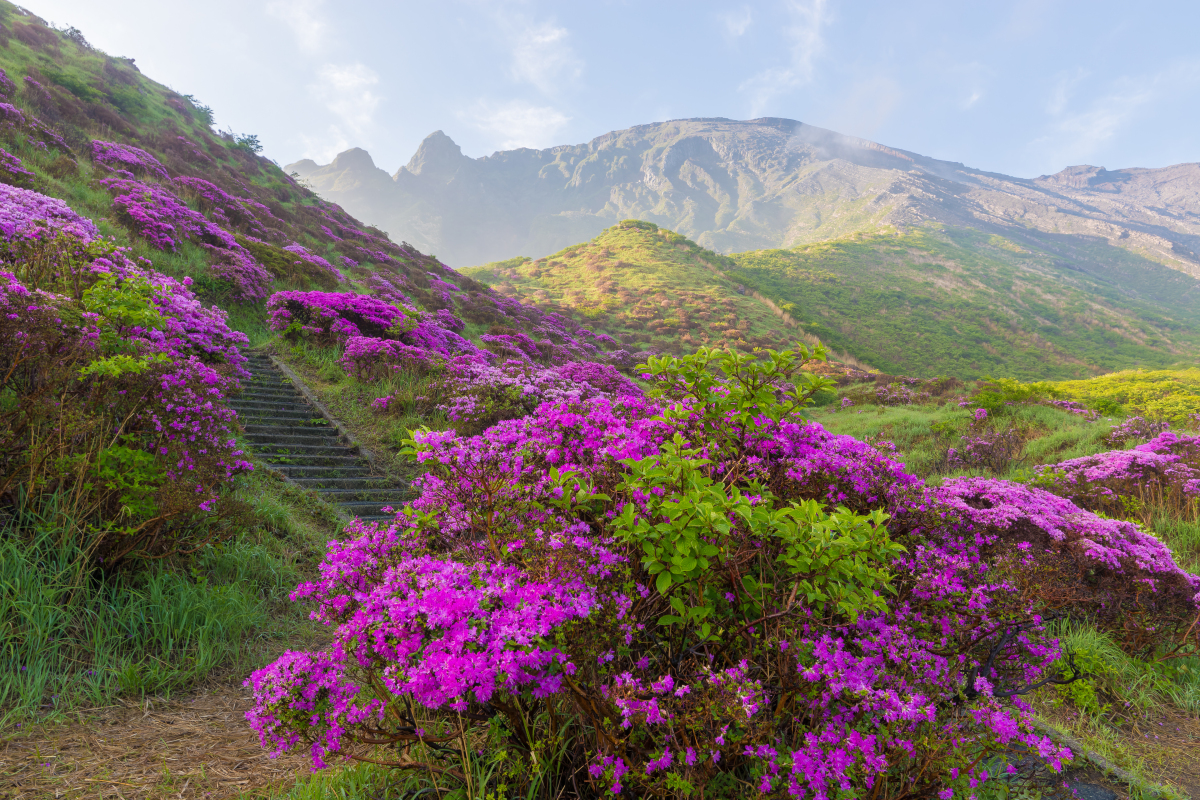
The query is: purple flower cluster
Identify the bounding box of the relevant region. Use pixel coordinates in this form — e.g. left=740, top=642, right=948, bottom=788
left=1036, top=431, right=1200, bottom=515
left=0, top=183, right=99, bottom=242
left=1046, top=399, right=1100, bottom=421
left=0, top=216, right=253, bottom=561
left=0, top=148, right=33, bottom=183
left=91, top=140, right=169, bottom=180
left=249, top=378, right=1179, bottom=794
left=876, top=381, right=931, bottom=406
left=0, top=69, right=15, bottom=99
left=282, top=243, right=343, bottom=281
left=101, top=177, right=238, bottom=251
left=1104, top=415, right=1171, bottom=447
left=174, top=176, right=278, bottom=237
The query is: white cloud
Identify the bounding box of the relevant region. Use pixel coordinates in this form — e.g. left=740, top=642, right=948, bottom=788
left=297, top=62, right=381, bottom=162
left=1032, top=59, right=1200, bottom=166
left=266, top=0, right=327, bottom=55
left=313, top=62, right=381, bottom=134
left=509, top=19, right=582, bottom=96
left=719, top=6, right=753, bottom=37
left=464, top=100, right=570, bottom=151
left=738, top=0, right=830, bottom=116
left=1046, top=67, right=1089, bottom=115
left=961, top=89, right=983, bottom=109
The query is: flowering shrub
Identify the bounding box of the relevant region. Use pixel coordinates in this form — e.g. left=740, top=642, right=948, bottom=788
left=945, top=410, right=1026, bottom=474
left=91, top=140, right=169, bottom=180
left=0, top=68, right=15, bottom=99
left=1103, top=415, right=1170, bottom=447
left=0, top=148, right=34, bottom=184
left=0, top=182, right=99, bottom=242
left=245, top=344, right=1200, bottom=797
left=0, top=213, right=252, bottom=564
left=1035, top=431, right=1200, bottom=519
left=423, top=357, right=640, bottom=435
left=875, top=381, right=930, bottom=406
left=1045, top=399, right=1100, bottom=421
left=102, top=177, right=238, bottom=251
left=283, top=243, right=343, bottom=281
left=203, top=245, right=273, bottom=301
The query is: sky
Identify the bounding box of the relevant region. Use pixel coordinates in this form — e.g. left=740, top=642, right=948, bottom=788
left=20, top=0, right=1200, bottom=179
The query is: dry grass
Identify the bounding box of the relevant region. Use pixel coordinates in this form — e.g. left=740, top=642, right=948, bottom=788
left=0, top=683, right=309, bottom=799
left=1033, top=696, right=1200, bottom=799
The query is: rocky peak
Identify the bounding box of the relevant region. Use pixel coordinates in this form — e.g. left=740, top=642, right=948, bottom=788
left=399, top=130, right=470, bottom=180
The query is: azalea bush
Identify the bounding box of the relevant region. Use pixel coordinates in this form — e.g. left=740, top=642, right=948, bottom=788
left=1035, top=431, right=1200, bottom=521
left=0, top=188, right=252, bottom=566
left=245, top=343, right=1200, bottom=797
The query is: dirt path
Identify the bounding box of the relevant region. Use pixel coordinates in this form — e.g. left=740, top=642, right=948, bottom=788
left=0, top=686, right=309, bottom=800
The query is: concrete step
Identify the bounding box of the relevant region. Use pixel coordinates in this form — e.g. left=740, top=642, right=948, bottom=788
left=290, top=477, right=393, bottom=491
left=318, top=488, right=408, bottom=501
left=251, top=443, right=351, bottom=457
left=259, top=453, right=364, bottom=467
left=271, top=464, right=376, bottom=478
left=243, top=423, right=339, bottom=438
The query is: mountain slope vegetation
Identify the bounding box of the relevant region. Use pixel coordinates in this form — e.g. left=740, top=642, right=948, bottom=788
left=466, top=221, right=1200, bottom=379
left=461, top=220, right=814, bottom=357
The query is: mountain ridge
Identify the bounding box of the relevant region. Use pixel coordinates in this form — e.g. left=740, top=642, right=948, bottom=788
left=287, top=118, right=1200, bottom=282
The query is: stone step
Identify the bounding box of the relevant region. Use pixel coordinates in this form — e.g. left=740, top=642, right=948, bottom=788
left=337, top=501, right=403, bottom=516
left=231, top=398, right=312, bottom=410
left=243, top=433, right=347, bottom=449
left=290, top=477, right=393, bottom=491
left=243, top=423, right=339, bottom=438
left=259, top=453, right=364, bottom=466
left=318, top=488, right=408, bottom=501
left=241, top=388, right=299, bottom=398
left=235, top=408, right=325, bottom=422
left=271, top=464, right=376, bottom=478
left=250, top=443, right=351, bottom=457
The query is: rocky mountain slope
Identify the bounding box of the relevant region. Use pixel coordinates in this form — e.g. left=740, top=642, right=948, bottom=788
left=288, top=118, right=1200, bottom=285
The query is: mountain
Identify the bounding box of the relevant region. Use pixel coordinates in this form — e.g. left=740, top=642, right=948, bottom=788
left=287, top=118, right=1200, bottom=285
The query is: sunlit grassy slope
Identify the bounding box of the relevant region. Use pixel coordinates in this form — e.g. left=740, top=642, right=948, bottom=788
left=461, top=221, right=808, bottom=356
left=727, top=227, right=1200, bottom=379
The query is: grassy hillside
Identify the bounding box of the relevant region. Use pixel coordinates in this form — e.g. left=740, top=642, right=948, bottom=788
left=461, top=220, right=812, bottom=356
left=728, top=226, right=1200, bottom=379
left=0, top=2, right=501, bottom=335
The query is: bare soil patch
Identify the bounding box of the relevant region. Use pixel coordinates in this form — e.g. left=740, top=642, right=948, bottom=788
left=0, top=686, right=308, bottom=799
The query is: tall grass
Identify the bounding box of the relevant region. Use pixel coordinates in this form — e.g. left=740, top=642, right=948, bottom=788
left=0, top=495, right=296, bottom=727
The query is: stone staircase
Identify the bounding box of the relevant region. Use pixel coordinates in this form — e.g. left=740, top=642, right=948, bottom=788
left=231, top=351, right=409, bottom=524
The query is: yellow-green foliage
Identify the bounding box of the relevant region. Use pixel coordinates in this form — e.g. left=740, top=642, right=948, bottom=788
left=1048, top=369, right=1200, bottom=422
left=462, top=222, right=806, bottom=355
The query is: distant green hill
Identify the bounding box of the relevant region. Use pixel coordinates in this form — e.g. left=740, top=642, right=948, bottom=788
left=461, top=221, right=817, bottom=357
left=466, top=222, right=1200, bottom=380
left=726, top=227, right=1200, bottom=379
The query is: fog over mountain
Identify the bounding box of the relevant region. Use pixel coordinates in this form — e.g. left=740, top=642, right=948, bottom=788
left=288, top=118, right=1200, bottom=281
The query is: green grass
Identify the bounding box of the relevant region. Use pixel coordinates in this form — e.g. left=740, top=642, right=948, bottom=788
left=811, top=399, right=1115, bottom=479
left=1047, top=369, right=1200, bottom=422
left=0, top=466, right=341, bottom=729
left=462, top=222, right=810, bottom=356
left=726, top=226, right=1200, bottom=379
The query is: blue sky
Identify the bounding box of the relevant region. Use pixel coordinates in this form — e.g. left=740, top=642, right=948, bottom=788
left=22, top=0, right=1200, bottom=178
